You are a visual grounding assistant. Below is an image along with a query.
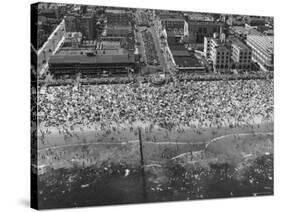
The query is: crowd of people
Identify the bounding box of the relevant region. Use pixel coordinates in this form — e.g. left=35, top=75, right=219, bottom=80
left=141, top=30, right=160, bottom=66
left=175, top=72, right=273, bottom=82
left=38, top=79, right=273, bottom=137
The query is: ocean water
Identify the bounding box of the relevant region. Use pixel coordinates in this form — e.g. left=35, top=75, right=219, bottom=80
left=37, top=154, right=273, bottom=209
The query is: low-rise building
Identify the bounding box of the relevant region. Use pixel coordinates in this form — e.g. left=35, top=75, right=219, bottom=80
left=80, top=12, right=97, bottom=41
left=229, top=37, right=252, bottom=70
left=246, top=35, right=273, bottom=71
left=203, top=37, right=212, bottom=59
left=204, top=33, right=255, bottom=72
left=204, top=33, right=231, bottom=73
left=167, top=41, right=205, bottom=73
left=104, top=26, right=133, bottom=37
left=185, top=19, right=224, bottom=44
left=106, top=9, right=131, bottom=27
left=160, top=15, right=186, bottom=32
left=48, top=48, right=137, bottom=77
left=245, top=16, right=266, bottom=27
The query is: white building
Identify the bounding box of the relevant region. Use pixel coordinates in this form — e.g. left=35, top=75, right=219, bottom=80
left=229, top=37, right=252, bottom=70
left=204, top=33, right=231, bottom=73
left=246, top=35, right=273, bottom=71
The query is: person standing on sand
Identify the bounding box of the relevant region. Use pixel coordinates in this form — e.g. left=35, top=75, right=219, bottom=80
left=38, top=79, right=273, bottom=136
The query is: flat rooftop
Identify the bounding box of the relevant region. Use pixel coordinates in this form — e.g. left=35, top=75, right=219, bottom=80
left=49, top=54, right=135, bottom=64
left=49, top=48, right=135, bottom=64
left=159, top=13, right=185, bottom=21
left=166, top=30, right=183, bottom=37
left=105, top=27, right=132, bottom=36
left=57, top=48, right=127, bottom=55
left=171, top=50, right=193, bottom=57
left=231, top=26, right=263, bottom=36
left=229, top=37, right=251, bottom=50
left=105, top=9, right=130, bottom=14
left=174, top=55, right=202, bottom=67
left=106, top=25, right=132, bottom=30
left=100, top=41, right=121, bottom=49
left=185, top=13, right=214, bottom=22
left=168, top=43, right=187, bottom=51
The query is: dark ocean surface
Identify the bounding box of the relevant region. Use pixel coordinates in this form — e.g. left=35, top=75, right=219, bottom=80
left=37, top=154, right=273, bottom=209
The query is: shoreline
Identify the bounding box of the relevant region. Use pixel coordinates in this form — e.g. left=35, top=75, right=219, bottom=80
left=36, top=119, right=273, bottom=149
left=34, top=129, right=274, bottom=173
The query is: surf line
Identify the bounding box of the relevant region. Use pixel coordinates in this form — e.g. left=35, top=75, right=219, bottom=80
left=37, top=131, right=273, bottom=153
left=37, top=140, right=207, bottom=152
left=171, top=131, right=273, bottom=160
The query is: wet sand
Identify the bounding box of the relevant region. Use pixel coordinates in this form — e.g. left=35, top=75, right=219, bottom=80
left=37, top=121, right=273, bottom=150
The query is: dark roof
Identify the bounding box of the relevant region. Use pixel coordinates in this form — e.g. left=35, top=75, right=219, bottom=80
left=57, top=48, right=126, bottom=55
left=49, top=54, right=135, bottom=64
left=166, top=31, right=183, bottom=37
left=159, top=13, right=184, bottom=20
left=106, top=28, right=132, bottom=36
left=247, top=17, right=266, bottom=26
left=168, top=43, right=187, bottom=51
left=171, top=50, right=192, bottom=57
left=174, top=55, right=202, bottom=67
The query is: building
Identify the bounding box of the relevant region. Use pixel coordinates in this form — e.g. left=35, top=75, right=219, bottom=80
left=48, top=48, right=137, bottom=77
left=172, top=52, right=205, bottom=73
left=246, top=35, right=274, bottom=71
left=106, top=9, right=131, bottom=27
left=264, top=29, right=274, bottom=36
left=226, top=15, right=245, bottom=26
left=167, top=40, right=205, bottom=73
left=229, top=37, right=252, bottom=70
left=104, top=26, right=133, bottom=37
left=185, top=13, right=215, bottom=22
left=159, top=13, right=188, bottom=40
left=204, top=33, right=231, bottom=73
left=205, top=33, right=254, bottom=72
left=160, top=13, right=186, bottom=31
left=230, top=26, right=263, bottom=41
left=203, top=37, right=212, bottom=59
left=245, top=16, right=266, bottom=27
left=62, top=32, right=82, bottom=48
left=102, top=9, right=134, bottom=49
left=185, top=17, right=224, bottom=43
left=80, top=12, right=97, bottom=41
left=65, top=14, right=81, bottom=32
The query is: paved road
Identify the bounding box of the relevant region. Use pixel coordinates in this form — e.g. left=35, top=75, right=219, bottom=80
left=149, top=26, right=167, bottom=72
left=135, top=26, right=148, bottom=64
